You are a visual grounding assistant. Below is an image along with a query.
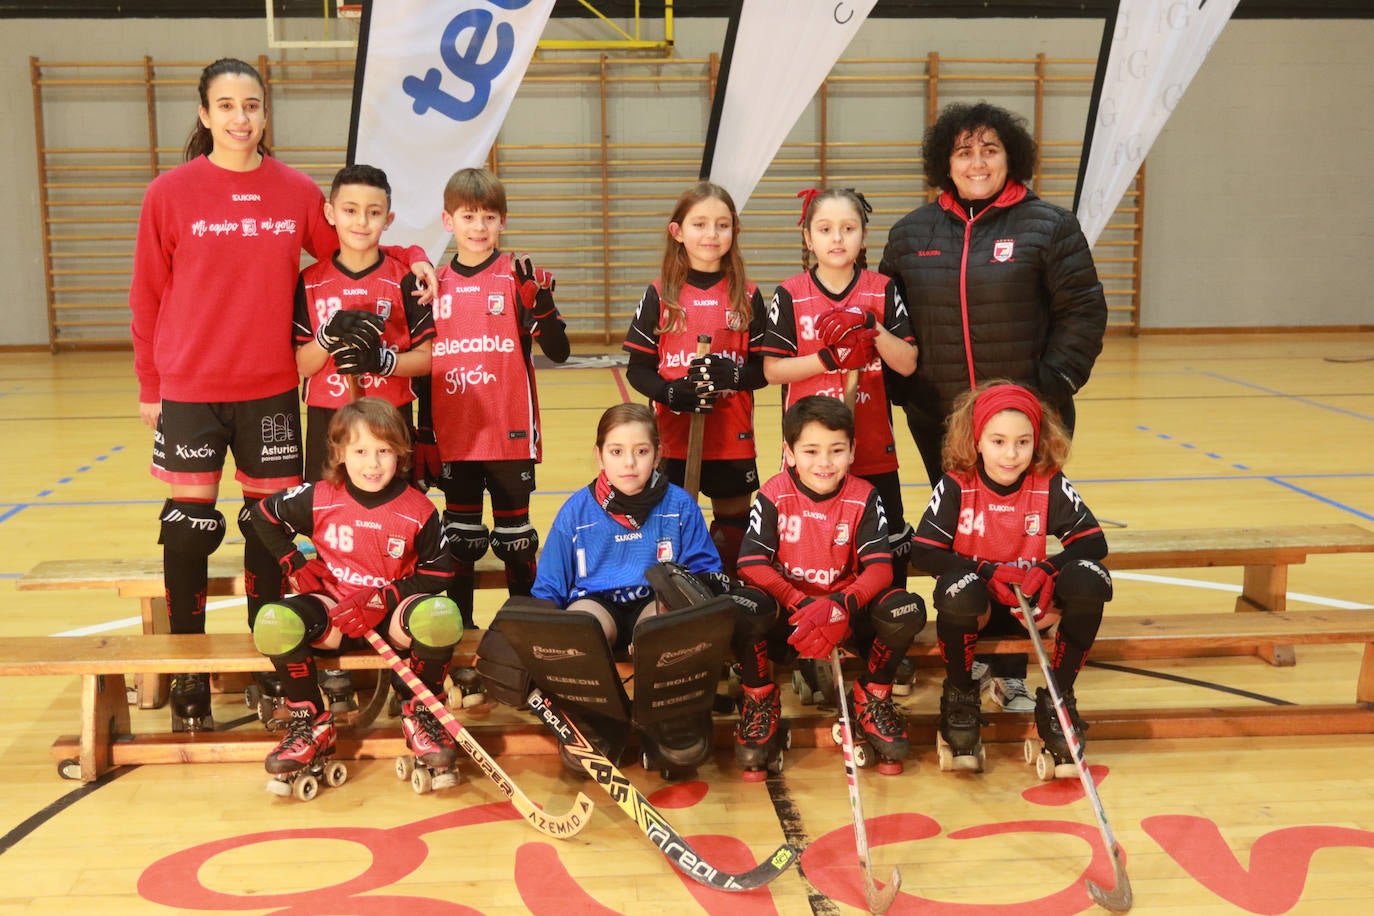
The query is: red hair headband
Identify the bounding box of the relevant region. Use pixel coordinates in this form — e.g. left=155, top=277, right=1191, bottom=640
left=972, top=384, right=1044, bottom=447
left=796, top=188, right=821, bottom=226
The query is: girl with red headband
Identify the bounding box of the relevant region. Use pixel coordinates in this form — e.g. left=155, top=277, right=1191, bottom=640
left=910, top=381, right=1112, bottom=773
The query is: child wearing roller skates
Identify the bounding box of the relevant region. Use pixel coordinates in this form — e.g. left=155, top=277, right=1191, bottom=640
left=734, top=396, right=927, bottom=778
left=249, top=398, right=463, bottom=797
left=622, top=181, right=768, bottom=576
left=528, top=403, right=727, bottom=776
left=910, top=381, right=1111, bottom=773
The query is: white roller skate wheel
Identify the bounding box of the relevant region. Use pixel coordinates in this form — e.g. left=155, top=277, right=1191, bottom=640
left=245, top=684, right=260, bottom=708
left=1055, top=763, right=1078, bottom=780
left=395, top=755, right=414, bottom=781
left=830, top=722, right=845, bottom=746
left=1024, top=738, right=1038, bottom=765
left=293, top=774, right=319, bottom=802
left=411, top=767, right=433, bottom=795
left=767, top=751, right=785, bottom=775
left=57, top=759, right=82, bottom=781
left=853, top=741, right=874, bottom=769
left=783, top=727, right=793, bottom=751
left=1036, top=749, right=1056, bottom=782
left=432, top=771, right=460, bottom=791
left=937, top=744, right=953, bottom=772
left=324, top=761, right=348, bottom=788
left=792, top=669, right=814, bottom=705
left=446, top=685, right=463, bottom=708
left=954, top=752, right=983, bottom=773
left=460, top=690, right=486, bottom=709
left=265, top=778, right=292, bottom=797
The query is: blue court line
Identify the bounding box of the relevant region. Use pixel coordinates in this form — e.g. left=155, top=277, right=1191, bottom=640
left=1267, top=479, right=1374, bottom=523
left=1199, top=371, right=1374, bottom=422
left=1136, top=425, right=1250, bottom=470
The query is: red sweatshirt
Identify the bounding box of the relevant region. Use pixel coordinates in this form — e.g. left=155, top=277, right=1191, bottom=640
left=130, top=155, right=421, bottom=404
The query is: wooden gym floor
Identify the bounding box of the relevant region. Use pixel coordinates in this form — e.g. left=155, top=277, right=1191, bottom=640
left=1, top=332, right=1373, bottom=915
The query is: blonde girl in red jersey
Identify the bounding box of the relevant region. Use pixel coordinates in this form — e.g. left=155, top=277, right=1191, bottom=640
left=759, top=187, right=919, bottom=586
left=622, top=182, right=768, bottom=576
left=909, top=381, right=1112, bottom=770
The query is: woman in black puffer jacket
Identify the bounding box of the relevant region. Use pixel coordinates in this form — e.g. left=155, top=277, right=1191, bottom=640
left=879, top=102, right=1107, bottom=487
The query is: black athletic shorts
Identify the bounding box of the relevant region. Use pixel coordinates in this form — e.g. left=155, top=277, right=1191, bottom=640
left=660, top=457, right=759, bottom=499
left=153, top=389, right=302, bottom=490
left=436, top=459, right=537, bottom=512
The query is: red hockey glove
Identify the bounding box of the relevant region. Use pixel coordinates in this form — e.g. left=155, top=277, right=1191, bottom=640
left=411, top=426, right=443, bottom=491
left=814, top=305, right=878, bottom=349
left=1019, top=561, right=1057, bottom=612
left=826, top=591, right=862, bottom=616
left=816, top=338, right=877, bottom=373
left=787, top=597, right=851, bottom=660
left=513, top=254, right=556, bottom=318
left=329, top=588, right=387, bottom=638
left=279, top=551, right=333, bottom=595
left=976, top=561, right=1025, bottom=607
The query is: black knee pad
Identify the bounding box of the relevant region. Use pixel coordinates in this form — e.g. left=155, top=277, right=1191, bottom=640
left=933, top=569, right=988, bottom=621
left=492, top=522, right=539, bottom=565
left=727, top=586, right=779, bottom=642
left=1056, top=558, right=1113, bottom=604
left=645, top=561, right=714, bottom=611
left=158, top=499, right=227, bottom=557
left=443, top=513, right=490, bottom=564
left=872, top=587, right=927, bottom=645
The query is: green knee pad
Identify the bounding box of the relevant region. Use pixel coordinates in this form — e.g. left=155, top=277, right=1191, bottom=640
left=252, top=602, right=308, bottom=656
left=407, top=595, right=463, bottom=649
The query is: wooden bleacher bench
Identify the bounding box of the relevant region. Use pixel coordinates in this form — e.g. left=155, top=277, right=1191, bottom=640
left=17, top=553, right=509, bottom=708
left=8, top=608, right=1374, bottom=784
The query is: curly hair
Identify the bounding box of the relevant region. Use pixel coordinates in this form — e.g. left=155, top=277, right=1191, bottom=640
left=942, top=379, right=1070, bottom=476
left=323, top=398, right=413, bottom=486
left=923, top=102, right=1037, bottom=194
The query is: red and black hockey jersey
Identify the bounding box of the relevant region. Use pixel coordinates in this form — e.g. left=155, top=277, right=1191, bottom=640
left=253, top=476, right=453, bottom=604
left=760, top=267, right=913, bottom=476
left=622, top=272, right=765, bottom=461
left=737, top=468, right=892, bottom=610
left=293, top=253, right=434, bottom=408
left=428, top=251, right=552, bottom=462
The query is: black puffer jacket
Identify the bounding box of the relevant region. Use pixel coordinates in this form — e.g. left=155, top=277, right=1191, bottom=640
left=878, top=181, right=1106, bottom=422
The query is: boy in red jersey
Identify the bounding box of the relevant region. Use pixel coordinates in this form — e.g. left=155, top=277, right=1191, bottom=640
left=732, top=396, right=926, bottom=777
left=418, top=168, right=570, bottom=630
left=293, top=164, right=436, bottom=482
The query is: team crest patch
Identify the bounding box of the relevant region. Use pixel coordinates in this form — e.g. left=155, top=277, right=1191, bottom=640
left=488, top=293, right=505, bottom=316
left=993, top=239, right=1015, bottom=262
left=726, top=311, right=744, bottom=332
left=374, top=298, right=393, bottom=320
left=1024, top=514, right=1042, bottom=537
left=656, top=538, right=674, bottom=562
left=386, top=536, right=406, bottom=559
left=834, top=522, right=850, bottom=546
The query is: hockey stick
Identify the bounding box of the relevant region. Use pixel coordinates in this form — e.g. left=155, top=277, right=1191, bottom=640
left=830, top=649, right=901, bottom=914
left=360, top=629, right=595, bottom=838
left=683, top=334, right=713, bottom=499
left=1013, top=589, right=1132, bottom=912
left=842, top=368, right=861, bottom=412
left=526, top=687, right=800, bottom=891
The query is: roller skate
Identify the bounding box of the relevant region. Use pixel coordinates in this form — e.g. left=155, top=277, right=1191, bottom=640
left=640, top=711, right=713, bottom=781
left=936, top=679, right=987, bottom=772
left=170, top=672, right=215, bottom=732
left=319, top=668, right=358, bottom=716
left=735, top=683, right=790, bottom=782
left=245, top=671, right=286, bottom=730
left=264, top=699, right=347, bottom=801
left=396, top=699, right=461, bottom=794
left=890, top=657, right=918, bottom=697
left=448, top=665, right=486, bottom=710
left=833, top=679, right=907, bottom=775
left=791, top=657, right=836, bottom=708
left=1025, top=686, right=1088, bottom=781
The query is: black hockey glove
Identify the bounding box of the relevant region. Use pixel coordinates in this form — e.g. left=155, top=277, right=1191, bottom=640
left=687, top=354, right=741, bottom=393
left=338, top=312, right=386, bottom=351
left=335, top=346, right=397, bottom=377
left=316, top=310, right=377, bottom=354
left=661, top=377, right=718, bottom=414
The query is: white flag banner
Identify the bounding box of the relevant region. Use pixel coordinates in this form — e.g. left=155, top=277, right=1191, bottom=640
left=701, top=0, right=878, bottom=211
left=349, top=0, right=555, bottom=262
left=1075, top=0, right=1238, bottom=246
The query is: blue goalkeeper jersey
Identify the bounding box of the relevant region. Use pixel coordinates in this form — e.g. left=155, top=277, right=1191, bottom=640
left=533, top=482, right=721, bottom=606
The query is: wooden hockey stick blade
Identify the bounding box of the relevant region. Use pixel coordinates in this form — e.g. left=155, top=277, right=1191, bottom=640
left=842, top=369, right=861, bottom=413
left=682, top=334, right=712, bottom=499
left=830, top=650, right=902, bottom=914
left=362, top=630, right=595, bottom=838
left=527, top=688, right=799, bottom=890
left=347, top=375, right=364, bottom=401
left=1014, top=590, right=1132, bottom=912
